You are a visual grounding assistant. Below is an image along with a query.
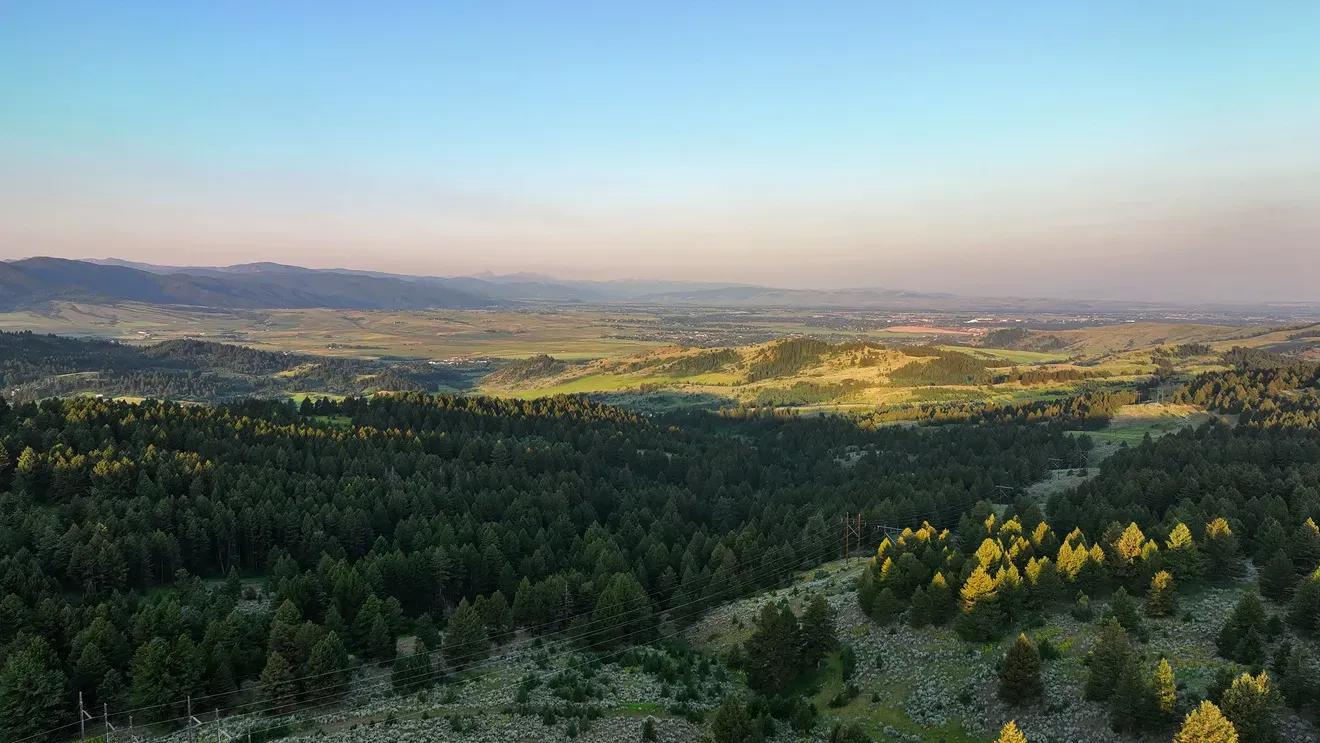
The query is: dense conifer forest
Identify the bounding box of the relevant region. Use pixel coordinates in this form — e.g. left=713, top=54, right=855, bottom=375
left=0, top=391, right=1075, bottom=741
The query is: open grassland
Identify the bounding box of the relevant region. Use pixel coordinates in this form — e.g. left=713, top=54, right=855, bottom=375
left=937, top=345, right=1069, bottom=364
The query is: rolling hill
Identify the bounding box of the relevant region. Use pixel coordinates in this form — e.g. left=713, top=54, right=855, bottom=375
left=0, top=331, right=480, bottom=402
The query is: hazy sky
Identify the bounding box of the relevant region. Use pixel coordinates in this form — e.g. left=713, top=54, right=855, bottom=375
left=2, top=1, right=1318, bottom=302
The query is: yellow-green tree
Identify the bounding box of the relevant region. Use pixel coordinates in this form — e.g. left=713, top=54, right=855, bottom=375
left=1164, top=522, right=1205, bottom=581
left=994, top=719, right=1029, bottom=743
left=1154, top=658, right=1177, bottom=717
left=1174, top=701, right=1238, bottom=743
left=956, top=565, right=1004, bottom=641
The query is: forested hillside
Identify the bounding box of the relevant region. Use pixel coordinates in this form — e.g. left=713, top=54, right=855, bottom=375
left=0, top=332, right=471, bottom=402
left=850, top=359, right=1320, bottom=743
left=0, top=392, right=1076, bottom=742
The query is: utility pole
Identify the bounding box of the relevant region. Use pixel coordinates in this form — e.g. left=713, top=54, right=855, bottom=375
left=187, top=695, right=200, bottom=743
left=561, top=580, right=572, bottom=628
left=78, top=692, right=86, bottom=741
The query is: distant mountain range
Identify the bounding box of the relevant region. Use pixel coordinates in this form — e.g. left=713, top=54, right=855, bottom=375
left=0, top=256, right=1316, bottom=317
left=0, top=257, right=493, bottom=311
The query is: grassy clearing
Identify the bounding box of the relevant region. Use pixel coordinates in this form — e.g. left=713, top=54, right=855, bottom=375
left=287, top=391, right=347, bottom=403
left=938, top=345, right=1069, bottom=364
left=1068, top=402, right=1214, bottom=445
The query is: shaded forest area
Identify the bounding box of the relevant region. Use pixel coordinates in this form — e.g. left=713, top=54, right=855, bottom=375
left=0, top=331, right=473, bottom=402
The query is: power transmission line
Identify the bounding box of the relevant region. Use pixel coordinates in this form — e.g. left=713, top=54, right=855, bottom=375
left=143, top=533, right=849, bottom=742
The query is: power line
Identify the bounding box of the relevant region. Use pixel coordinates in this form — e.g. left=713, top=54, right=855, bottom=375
left=36, top=520, right=840, bottom=742
left=143, top=533, right=848, bottom=742
left=38, top=496, right=974, bottom=743
left=112, top=527, right=844, bottom=741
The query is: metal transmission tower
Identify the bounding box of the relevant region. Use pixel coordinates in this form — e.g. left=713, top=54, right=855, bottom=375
left=841, top=512, right=863, bottom=560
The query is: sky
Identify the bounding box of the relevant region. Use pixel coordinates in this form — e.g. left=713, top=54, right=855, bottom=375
left=1, top=1, right=1318, bottom=303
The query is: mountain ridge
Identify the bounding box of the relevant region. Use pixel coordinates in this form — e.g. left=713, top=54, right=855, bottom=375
left=0, top=256, right=1312, bottom=317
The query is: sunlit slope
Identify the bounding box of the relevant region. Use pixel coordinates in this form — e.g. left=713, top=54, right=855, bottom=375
left=478, top=337, right=1132, bottom=408
left=478, top=322, right=1320, bottom=408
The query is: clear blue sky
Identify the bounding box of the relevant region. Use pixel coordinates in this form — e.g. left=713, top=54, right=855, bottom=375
left=2, top=1, right=1318, bottom=301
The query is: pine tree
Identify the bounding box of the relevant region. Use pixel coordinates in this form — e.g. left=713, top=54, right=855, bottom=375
left=1154, top=658, right=1177, bottom=718
left=994, top=720, right=1029, bottom=743
left=998, top=634, right=1043, bottom=705
left=1110, top=653, right=1157, bottom=734
left=590, top=573, right=653, bottom=647
left=827, top=722, right=870, bottom=743
left=0, top=636, right=68, bottom=743
left=391, top=642, right=435, bottom=694
left=443, top=598, right=488, bottom=671
left=927, top=571, right=955, bottom=624
left=1024, top=556, right=1061, bottom=609
left=1085, top=619, right=1130, bottom=701
left=1175, top=701, right=1239, bottom=743
left=908, top=585, right=932, bottom=626
left=870, top=587, right=901, bottom=624
left=268, top=598, right=303, bottom=659
left=744, top=601, right=801, bottom=692
left=1165, top=522, right=1206, bottom=583
left=1287, top=568, right=1320, bottom=636
left=1205, top=518, right=1244, bottom=579
left=1219, top=672, right=1280, bottom=743
left=366, top=614, right=395, bottom=660
left=1258, top=550, right=1296, bottom=602
left=1280, top=645, right=1315, bottom=710
left=129, top=637, right=177, bottom=722
left=711, top=695, right=761, bottom=743
left=956, top=565, right=1004, bottom=641
left=414, top=613, right=440, bottom=649
left=799, top=594, right=838, bottom=668
left=305, top=631, right=349, bottom=702
left=259, top=650, right=297, bottom=714
left=1108, top=587, right=1145, bottom=639
left=1146, top=570, right=1176, bottom=617
left=324, top=605, right=348, bottom=640
left=1291, top=518, right=1320, bottom=573
left=1217, top=592, right=1268, bottom=663
left=1111, top=522, right=1148, bottom=586
left=1071, top=591, right=1093, bottom=621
